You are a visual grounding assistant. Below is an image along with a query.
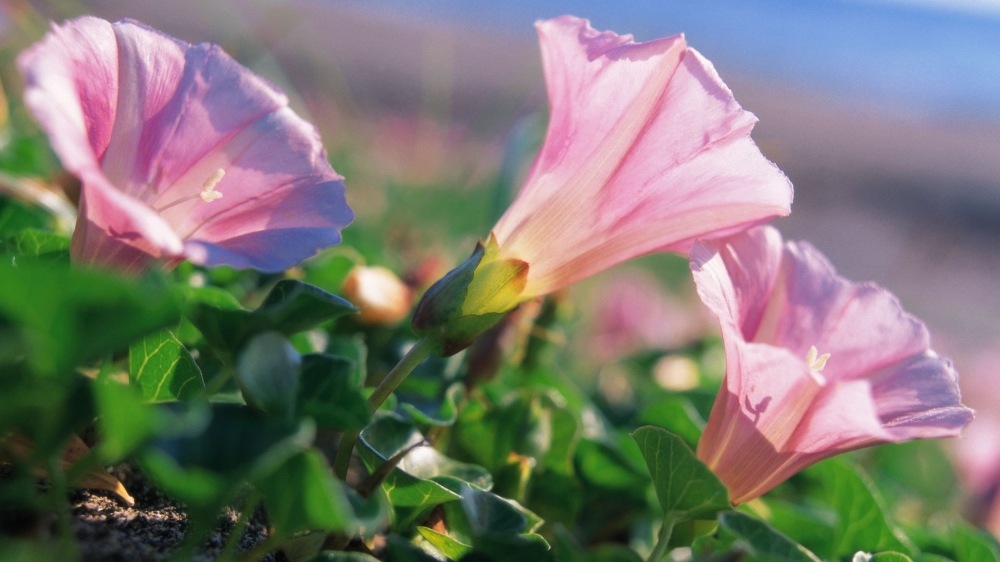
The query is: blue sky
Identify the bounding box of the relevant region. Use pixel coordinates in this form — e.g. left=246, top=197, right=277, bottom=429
left=343, top=0, right=1000, bottom=123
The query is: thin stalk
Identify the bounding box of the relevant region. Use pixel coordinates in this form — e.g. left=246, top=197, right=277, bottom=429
left=646, top=517, right=676, bottom=562
left=47, top=456, right=77, bottom=560
left=333, top=337, right=435, bottom=480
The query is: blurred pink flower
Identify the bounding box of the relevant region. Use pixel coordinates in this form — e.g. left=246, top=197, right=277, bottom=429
left=952, top=348, right=1000, bottom=534
left=692, top=226, right=973, bottom=504
left=491, top=16, right=793, bottom=298
left=18, top=16, right=352, bottom=274
left=585, top=271, right=710, bottom=361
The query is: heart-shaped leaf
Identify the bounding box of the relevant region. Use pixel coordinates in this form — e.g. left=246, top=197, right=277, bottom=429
left=129, top=328, right=204, bottom=402
left=296, top=353, right=370, bottom=430
left=631, top=426, right=730, bottom=525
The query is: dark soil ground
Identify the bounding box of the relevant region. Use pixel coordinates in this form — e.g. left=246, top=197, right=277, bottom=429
left=30, top=464, right=285, bottom=562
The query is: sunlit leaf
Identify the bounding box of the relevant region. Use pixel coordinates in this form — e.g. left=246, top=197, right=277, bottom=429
left=129, top=329, right=204, bottom=402
left=631, top=426, right=730, bottom=525
left=809, top=458, right=914, bottom=558
left=416, top=525, right=472, bottom=559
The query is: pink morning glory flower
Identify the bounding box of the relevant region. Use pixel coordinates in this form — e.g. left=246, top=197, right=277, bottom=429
left=18, top=16, right=353, bottom=274
left=491, top=15, right=793, bottom=298
left=413, top=15, right=793, bottom=354
left=691, top=226, right=973, bottom=504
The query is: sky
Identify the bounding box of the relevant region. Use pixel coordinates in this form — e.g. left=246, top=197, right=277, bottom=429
left=340, top=0, right=1000, bottom=124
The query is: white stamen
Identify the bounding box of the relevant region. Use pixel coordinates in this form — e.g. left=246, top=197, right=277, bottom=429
left=806, top=345, right=831, bottom=371
left=200, top=169, right=225, bottom=202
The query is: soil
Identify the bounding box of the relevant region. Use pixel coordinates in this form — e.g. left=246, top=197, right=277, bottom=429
left=69, top=464, right=286, bottom=562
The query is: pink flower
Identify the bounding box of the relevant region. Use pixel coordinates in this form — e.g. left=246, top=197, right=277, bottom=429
left=584, top=271, right=710, bottom=361
left=18, top=17, right=353, bottom=274
left=691, top=226, right=973, bottom=504
left=951, top=348, right=1000, bottom=534
left=490, top=16, right=793, bottom=298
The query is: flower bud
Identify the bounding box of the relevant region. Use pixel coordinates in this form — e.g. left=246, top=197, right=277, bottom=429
left=412, top=235, right=529, bottom=356
left=341, top=265, right=413, bottom=325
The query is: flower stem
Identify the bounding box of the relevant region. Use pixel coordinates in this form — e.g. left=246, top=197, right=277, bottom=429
left=646, top=517, right=675, bottom=562
left=333, top=337, right=435, bottom=480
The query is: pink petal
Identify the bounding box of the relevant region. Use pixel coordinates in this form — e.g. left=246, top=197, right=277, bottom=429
left=697, top=340, right=823, bottom=504
left=18, top=16, right=117, bottom=179
left=71, top=175, right=183, bottom=274
left=18, top=17, right=352, bottom=273
left=758, top=241, right=930, bottom=383
left=692, top=226, right=973, bottom=503
left=869, top=351, right=973, bottom=439
left=492, top=16, right=792, bottom=296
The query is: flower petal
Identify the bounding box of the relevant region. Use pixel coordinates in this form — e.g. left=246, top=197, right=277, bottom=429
left=759, top=240, right=930, bottom=383
left=19, top=16, right=353, bottom=273
left=71, top=174, right=184, bottom=273
left=492, top=16, right=792, bottom=296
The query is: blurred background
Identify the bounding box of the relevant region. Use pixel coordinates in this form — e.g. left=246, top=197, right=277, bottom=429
left=1, top=0, right=998, bottom=473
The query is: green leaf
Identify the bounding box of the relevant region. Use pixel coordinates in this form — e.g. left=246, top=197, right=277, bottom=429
left=416, top=526, right=472, bottom=559
left=235, top=332, right=301, bottom=416
left=357, top=417, right=462, bottom=531
left=753, top=497, right=835, bottom=557
left=296, top=353, right=370, bottom=430
left=129, top=329, right=204, bottom=402
left=435, top=480, right=550, bottom=560
left=0, top=260, right=180, bottom=376
left=256, top=449, right=359, bottom=536
left=3, top=228, right=69, bottom=260
left=809, top=458, right=914, bottom=558
left=302, top=250, right=357, bottom=295
left=577, top=438, right=649, bottom=490
left=953, top=523, right=1000, bottom=562
left=188, top=279, right=357, bottom=354
left=385, top=534, right=442, bottom=562
left=631, top=426, right=730, bottom=524
left=400, top=382, right=464, bottom=427
left=362, top=416, right=493, bottom=490
left=718, top=511, right=821, bottom=562
left=636, top=395, right=705, bottom=449
left=95, top=379, right=209, bottom=463
left=139, top=404, right=314, bottom=509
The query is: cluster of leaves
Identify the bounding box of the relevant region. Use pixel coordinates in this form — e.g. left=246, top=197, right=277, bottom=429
left=0, top=122, right=996, bottom=562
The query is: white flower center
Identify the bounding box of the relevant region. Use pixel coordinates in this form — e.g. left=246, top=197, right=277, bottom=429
left=805, top=345, right=830, bottom=371
left=199, top=169, right=225, bottom=202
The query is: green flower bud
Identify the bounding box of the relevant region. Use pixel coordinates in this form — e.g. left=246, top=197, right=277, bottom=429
left=412, top=235, right=529, bottom=356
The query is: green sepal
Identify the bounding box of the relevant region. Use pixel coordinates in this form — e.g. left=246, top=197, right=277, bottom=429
left=412, top=235, right=528, bottom=356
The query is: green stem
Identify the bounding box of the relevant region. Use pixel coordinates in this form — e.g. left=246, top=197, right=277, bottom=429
left=47, top=456, right=77, bottom=560
left=646, top=517, right=676, bottom=562
left=333, top=337, right=435, bottom=480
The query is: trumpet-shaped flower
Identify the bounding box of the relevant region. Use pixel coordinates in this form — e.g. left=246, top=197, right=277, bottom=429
left=413, top=16, right=792, bottom=354
left=18, top=17, right=353, bottom=274
left=692, top=226, right=973, bottom=504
